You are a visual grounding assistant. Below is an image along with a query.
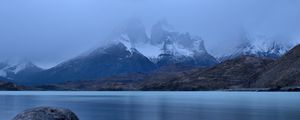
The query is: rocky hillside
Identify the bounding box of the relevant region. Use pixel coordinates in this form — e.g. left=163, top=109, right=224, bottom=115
left=34, top=65, right=191, bottom=91
left=140, top=56, right=274, bottom=90
left=253, top=44, right=300, bottom=88
left=37, top=56, right=274, bottom=91
left=33, top=45, right=300, bottom=91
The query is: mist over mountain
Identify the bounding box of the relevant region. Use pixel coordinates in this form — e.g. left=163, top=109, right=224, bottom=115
left=1, top=0, right=300, bottom=67
left=16, top=19, right=218, bottom=85
left=219, top=32, right=294, bottom=61
left=0, top=17, right=298, bottom=86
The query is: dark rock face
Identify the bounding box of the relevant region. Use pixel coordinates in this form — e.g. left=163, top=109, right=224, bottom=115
left=12, top=107, right=79, bottom=120
left=254, top=44, right=300, bottom=88
left=150, top=20, right=218, bottom=68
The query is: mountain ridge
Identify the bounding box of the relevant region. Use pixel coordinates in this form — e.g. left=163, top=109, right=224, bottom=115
left=253, top=44, right=300, bottom=88
left=15, top=19, right=218, bottom=85
left=16, top=44, right=300, bottom=91
left=0, top=60, right=43, bottom=81
left=1, top=20, right=297, bottom=88
left=219, top=35, right=293, bottom=61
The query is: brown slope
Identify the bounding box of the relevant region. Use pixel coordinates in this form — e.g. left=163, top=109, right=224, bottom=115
left=34, top=55, right=277, bottom=91
left=140, top=56, right=273, bottom=90
left=254, top=44, right=300, bottom=88
left=35, top=65, right=192, bottom=91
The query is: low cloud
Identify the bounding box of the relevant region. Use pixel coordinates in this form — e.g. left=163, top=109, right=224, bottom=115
left=0, top=0, right=299, bottom=68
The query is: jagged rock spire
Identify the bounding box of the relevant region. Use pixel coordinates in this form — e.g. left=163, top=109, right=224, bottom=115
left=161, top=37, right=175, bottom=56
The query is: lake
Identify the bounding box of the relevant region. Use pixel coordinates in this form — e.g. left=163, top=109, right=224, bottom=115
left=0, top=91, right=300, bottom=120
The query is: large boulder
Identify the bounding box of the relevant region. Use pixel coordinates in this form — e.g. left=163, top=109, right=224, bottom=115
left=12, top=107, right=79, bottom=120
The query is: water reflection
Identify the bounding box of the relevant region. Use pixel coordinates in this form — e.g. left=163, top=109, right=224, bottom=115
left=0, top=92, right=300, bottom=120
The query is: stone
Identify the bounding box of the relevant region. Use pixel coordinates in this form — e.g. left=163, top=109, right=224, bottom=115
left=12, top=107, right=79, bottom=120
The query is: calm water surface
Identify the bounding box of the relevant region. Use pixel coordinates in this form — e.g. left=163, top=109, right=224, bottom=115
left=0, top=91, right=300, bottom=120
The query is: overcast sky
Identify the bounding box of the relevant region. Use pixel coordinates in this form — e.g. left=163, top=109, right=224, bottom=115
left=0, top=0, right=300, bottom=68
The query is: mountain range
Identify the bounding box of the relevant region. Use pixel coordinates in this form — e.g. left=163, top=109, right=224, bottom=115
left=0, top=19, right=298, bottom=91
left=143, top=44, right=300, bottom=91
left=12, top=19, right=220, bottom=85
left=38, top=44, right=300, bottom=91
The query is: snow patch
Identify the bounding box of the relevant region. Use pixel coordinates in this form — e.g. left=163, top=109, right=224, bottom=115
left=119, top=34, right=133, bottom=50
left=135, top=43, right=161, bottom=58
left=225, top=35, right=294, bottom=60
left=174, top=44, right=193, bottom=56
left=12, top=63, right=28, bottom=74
left=0, top=60, right=38, bottom=78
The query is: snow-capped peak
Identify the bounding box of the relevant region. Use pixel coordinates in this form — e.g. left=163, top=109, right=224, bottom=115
left=250, top=36, right=291, bottom=55
left=87, top=19, right=216, bottom=66
left=161, top=37, right=176, bottom=56
left=118, top=33, right=133, bottom=50
left=222, top=35, right=293, bottom=60
left=193, top=37, right=207, bottom=54
left=108, top=20, right=211, bottom=59
left=0, top=60, right=40, bottom=78
left=12, top=61, right=36, bottom=74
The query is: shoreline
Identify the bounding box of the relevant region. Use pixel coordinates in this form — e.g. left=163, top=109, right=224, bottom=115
left=0, top=89, right=299, bottom=94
